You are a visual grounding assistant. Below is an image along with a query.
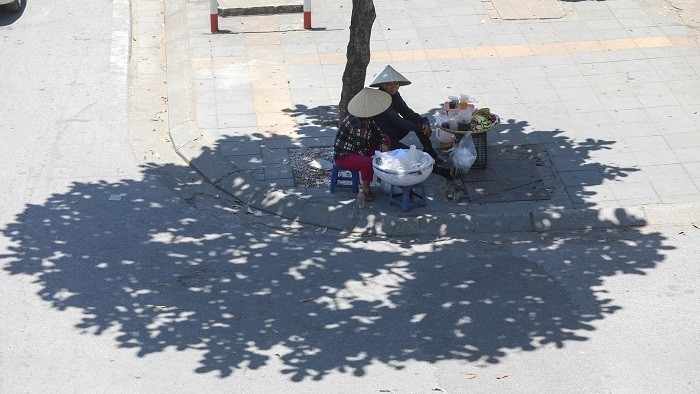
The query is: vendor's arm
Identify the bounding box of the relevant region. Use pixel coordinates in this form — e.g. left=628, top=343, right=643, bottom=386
left=381, top=103, right=424, bottom=132
left=395, top=93, right=430, bottom=127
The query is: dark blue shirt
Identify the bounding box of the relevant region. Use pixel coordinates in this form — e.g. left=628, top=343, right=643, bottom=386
left=372, top=90, right=429, bottom=137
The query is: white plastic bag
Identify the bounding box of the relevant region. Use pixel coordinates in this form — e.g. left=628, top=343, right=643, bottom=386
left=449, top=135, right=477, bottom=173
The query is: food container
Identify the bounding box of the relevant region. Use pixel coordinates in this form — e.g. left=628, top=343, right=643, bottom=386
left=435, top=126, right=456, bottom=148
left=373, top=150, right=435, bottom=187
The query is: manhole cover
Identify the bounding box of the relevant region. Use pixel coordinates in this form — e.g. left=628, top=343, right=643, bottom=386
left=440, top=144, right=555, bottom=204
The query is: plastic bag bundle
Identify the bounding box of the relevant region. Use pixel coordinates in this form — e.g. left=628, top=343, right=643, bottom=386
left=449, top=135, right=477, bottom=174
left=375, top=146, right=423, bottom=172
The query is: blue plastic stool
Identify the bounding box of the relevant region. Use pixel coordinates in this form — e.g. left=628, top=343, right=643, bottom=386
left=329, top=163, right=360, bottom=193
left=389, top=182, right=427, bottom=212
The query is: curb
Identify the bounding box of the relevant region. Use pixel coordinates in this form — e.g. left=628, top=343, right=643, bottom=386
left=218, top=5, right=302, bottom=17
left=217, top=0, right=302, bottom=17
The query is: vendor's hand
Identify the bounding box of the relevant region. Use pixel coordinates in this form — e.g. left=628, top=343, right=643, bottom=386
left=422, top=124, right=432, bottom=137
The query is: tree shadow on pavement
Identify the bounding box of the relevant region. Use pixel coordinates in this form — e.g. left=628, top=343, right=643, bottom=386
left=1, top=131, right=672, bottom=381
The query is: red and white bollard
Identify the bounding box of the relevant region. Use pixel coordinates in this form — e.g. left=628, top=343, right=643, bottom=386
left=209, top=0, right=219, bottom=33
left=303, top=0, right=311, bottom=30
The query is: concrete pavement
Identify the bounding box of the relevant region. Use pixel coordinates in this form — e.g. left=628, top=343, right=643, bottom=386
left=162, top=0, right=700, bottom=236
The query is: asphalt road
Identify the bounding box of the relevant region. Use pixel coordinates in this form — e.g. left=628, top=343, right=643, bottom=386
left=1, top=1, right=698, bottom=392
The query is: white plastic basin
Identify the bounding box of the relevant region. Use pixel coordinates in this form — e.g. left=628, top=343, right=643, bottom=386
left=373, top=150, right=434, bottom=187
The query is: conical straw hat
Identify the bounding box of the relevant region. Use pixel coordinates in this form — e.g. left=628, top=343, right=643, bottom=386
left=347, top=88, right=392, bottom=118
left=369, top=65, right=412, bottom=87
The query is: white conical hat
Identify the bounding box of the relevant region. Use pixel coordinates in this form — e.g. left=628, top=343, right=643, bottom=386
left=347, top=88, right=392, bottom=118
left=369, top=65, right=412, bottom=87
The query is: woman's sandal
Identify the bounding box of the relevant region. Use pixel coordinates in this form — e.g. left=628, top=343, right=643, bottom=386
left=363, top=189, right=374, bottom=202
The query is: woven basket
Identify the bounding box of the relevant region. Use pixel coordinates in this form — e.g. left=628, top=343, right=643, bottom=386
left=437, top=125, right=491, bottom=169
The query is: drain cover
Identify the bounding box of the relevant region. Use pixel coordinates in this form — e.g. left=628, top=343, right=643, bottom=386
left=444, top=144, right=554, bottom=204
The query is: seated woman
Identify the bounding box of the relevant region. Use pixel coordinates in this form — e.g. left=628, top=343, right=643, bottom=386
left=369, top=65, right=453, bottom=180
left=333, top=88, right=391, bottom=202
left=369, top=65, right=443, bottom=163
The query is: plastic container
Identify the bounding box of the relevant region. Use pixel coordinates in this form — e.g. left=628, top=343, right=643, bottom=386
left=459, top=94, right=470, bottom=110
left=372, top=150, right=435, bottom=187
left=435, top=127, right=456, bottom=148
left=356, top=188, right=365, bottom=208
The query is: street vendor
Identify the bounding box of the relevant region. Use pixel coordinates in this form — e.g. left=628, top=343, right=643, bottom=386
left=333, top=87, right=391, bottom=202
left=370, top=65, right=452, bottom=179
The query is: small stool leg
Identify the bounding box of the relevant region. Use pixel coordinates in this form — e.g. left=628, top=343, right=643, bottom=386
left=419, top=183, right=427, bottom=207
left=351, top=170, right=360, bottom=193
left=401, top=186, right=411, bottom=212
left=329, top=165, right=339, bottom=192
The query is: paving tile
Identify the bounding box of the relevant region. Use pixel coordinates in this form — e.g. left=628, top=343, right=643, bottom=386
left=608, top=182, right=659, bottom=203
left=559, top=31, right=597, bottom=42
left=578, top=62, right=616, bottom=76
left=634, top=148, right=681, bottom=166
left=576, top=9, right=616, bottom=20
left=198, top=114, right=218, bottom=129
left=201, top=127, right=221, bottom=142
left=608, top=108, right=652, bottom=124
left=264, top=161, right=294, bottom=179
left=659, top=67, right=698, bottom=82
left=562, top=98, right=606, bottom=115
left=219, top=140, right=262, bottom=156
left=601, top=166, right=648, bottom=184
left=624, top=135, right=669, bottom=152
left=220, top=113, right=258, bottom=128
left=566, top=183, right=616, bottom=206
left=636, top=93, right=680, bottom=109
left=682, top=161, right=700, bottom=178
left=558, top=169, right=605, bottom=187
left=266, top=178, right=295, bottom=189
left=550, top=155, right=598, bottom=172
left=614, top=121, right=661, bottom=138
left=568, top=110, right=616, bottom=127
left=554, top=86, right=597, bottom=101
left=651, top=178, right=700, bottom=196
left=585, top=73, right=628, bottom=87
left=227, top=154, right=264, bottom=171
left=641, top=163, right=691, bottom=181
left=649, top=109, right=698, bottom=134
left=624, top=69, right=664, bottom=84
left=659, top=194, right=700, bottom=204
left=592, top=29, right=632, bottom=41
left=629, top=81, right=673, bottom=96
left=595, top=83, right=636, bottom=99
left=586, top=19, right=624, bottom=30
left=663, top=132, right=700, bottom=149
left=529, top=43, right=569, bottom=58
left=672, top=147, right=700, bottom=162
left=517, top=88, right=558, bottom=103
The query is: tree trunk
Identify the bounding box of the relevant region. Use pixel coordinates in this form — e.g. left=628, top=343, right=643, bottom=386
left=338, top=0, right=376, bottom=125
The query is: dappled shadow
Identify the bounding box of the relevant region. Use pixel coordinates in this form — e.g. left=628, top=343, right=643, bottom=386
left=1, top=131, right=672, bottom=380
left=283, top=102, right=641, bottom=208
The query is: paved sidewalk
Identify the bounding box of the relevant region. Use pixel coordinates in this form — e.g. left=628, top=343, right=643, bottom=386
left=162, top=0, right=700, bottom=236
